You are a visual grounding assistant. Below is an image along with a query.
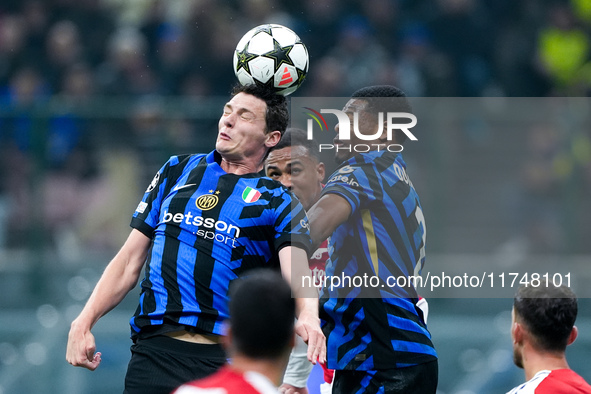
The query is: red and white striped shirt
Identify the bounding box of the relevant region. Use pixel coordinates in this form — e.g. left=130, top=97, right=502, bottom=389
left=507, top=369, right=591, bottom=394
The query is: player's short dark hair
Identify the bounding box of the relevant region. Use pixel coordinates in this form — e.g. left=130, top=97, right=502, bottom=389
left=272, top=128, right=321, bottom=161
left=351, top=85, right=413, bottom=144
left=514, top=285, right=578, bottom=352
left=232, top=84, right=289, bottom=135
left=228, top=269, right=295, bottom=359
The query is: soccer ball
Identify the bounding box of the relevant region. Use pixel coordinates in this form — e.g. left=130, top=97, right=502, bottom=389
left=233, top=24, right=309, bottom=96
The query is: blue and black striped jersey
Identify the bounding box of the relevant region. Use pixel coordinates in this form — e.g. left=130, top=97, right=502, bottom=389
left=130, top=150, right=311, bottom=337
left=319, top=150, right=437, bottom=370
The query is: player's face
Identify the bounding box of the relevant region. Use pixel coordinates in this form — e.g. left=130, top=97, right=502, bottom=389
left=265, top=146, right=325, bottom=211
left=333, top=98, right=383, bottom=163
left=216, top=92, right=280, bottom=163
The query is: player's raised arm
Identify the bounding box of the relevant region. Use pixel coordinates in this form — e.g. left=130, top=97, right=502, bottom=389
left=279, top=246, right=326, bottom=365
left=66, top=229, right=150, bottom=370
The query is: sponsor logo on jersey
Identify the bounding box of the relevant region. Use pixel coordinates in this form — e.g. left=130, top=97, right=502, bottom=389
left=328, top=173, right=359, bottom=187
left=338, top=165, right=355, bottom=174
left=162, top=210, right=240, bottom=248
left=311, top=246, right=328, bottom=260
left=172, top=183, right=196, bottom=192
left=196, top=193, right=219, bottom=210
left=242, top=187, right=261, bottom=203
left=300, top=218, right=309, bottom=230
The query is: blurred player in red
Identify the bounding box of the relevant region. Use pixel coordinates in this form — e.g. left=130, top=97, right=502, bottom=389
left=266, top=128, right=331, bottom=394
left=173, top=269, right=296, bottom=394
left=507, top=284, right=591, bottom=394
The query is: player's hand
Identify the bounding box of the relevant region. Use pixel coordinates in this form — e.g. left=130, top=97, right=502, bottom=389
left=295, top=310, right=326, bottom=365
left=279, top=383, right=309, bottom=394
left=66, top=321, right=102, bottom=371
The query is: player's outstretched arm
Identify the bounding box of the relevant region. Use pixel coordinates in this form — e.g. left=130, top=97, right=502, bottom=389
left=279, top=246, right=326, bottom=365
left=66, top=229, right=151, bottom=370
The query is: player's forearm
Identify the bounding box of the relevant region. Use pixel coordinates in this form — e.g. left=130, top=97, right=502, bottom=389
left=280, top=246, right=318, bottom=300
left=295, top=296, right=320, bottom=321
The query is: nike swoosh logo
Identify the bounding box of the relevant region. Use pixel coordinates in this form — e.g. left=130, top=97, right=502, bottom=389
left=172, top=183, right=196, bottom=192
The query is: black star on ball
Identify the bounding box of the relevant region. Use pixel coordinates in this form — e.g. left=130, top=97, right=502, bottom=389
left=235, top=46, right=258, bottom=74
left=264, top=39, right=294, bottom=70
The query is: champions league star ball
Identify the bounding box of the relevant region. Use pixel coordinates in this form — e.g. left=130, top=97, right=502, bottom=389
left=233, top=24, right=309, bottom=96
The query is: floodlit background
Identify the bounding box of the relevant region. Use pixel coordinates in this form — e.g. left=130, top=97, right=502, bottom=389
left=1, top=0, right=591, bottom=393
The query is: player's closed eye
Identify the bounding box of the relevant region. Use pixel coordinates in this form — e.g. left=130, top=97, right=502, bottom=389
left=223, top=108, right=258, bottom=123
left=239, top=113, right=256, bottom=122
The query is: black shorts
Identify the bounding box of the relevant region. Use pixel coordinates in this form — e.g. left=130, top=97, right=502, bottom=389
left=123, top=335, right=226, bottom=394
left=332, top=360, right=438, bottom=394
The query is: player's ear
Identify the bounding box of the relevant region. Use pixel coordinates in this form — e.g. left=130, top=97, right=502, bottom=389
left=265, top=130, right=282, bottom=148
left=377, top=118, right=389, bottom=144
left=512, top=321, right=523, bottom=345
left=567, top=326, right=578, bottom=346
left=316, top=162, right=325, bottom=182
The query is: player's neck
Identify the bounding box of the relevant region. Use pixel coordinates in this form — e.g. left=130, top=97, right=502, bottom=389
left=220, top=157, right=263, bottom=175
left=228, top=354, right=286, bottom=387
left=523, top=349, right=570, bottom=381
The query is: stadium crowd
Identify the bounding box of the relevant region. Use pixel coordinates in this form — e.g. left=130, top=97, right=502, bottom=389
left=1, top=0, right=591, bottom=253
left=3, top=0, right=591, bottom=99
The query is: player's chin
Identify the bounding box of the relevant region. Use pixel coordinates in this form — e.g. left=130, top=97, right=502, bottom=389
left=215, top=140, right=230, bottom=153
left=334, top=151, right=351, bottom=164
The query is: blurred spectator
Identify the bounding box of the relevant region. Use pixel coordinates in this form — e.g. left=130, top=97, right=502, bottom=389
left=296, top=0, right=343, bottom=61
left=152, top=25, right=193, bottom=95
left=325, top=15, right=390, bottom=94
left=95, top=26, right=159, bottom=96
left=0, top=67, right=48, bottom=246
left=515, top=124, right=566, bottom=253
left=493, top=1, right=552, bottom=96
left=3, top=0, right=590, bottom=101
left=0, top=62, right=100, bottom=250
left=21, top=0, right=51, bottom=63
left=536, top=3, right=590, bottom=95
left=126, top=96, right=176, bottom=186
left=43, top=20, right=86, bottom=92
left=239, top=0, right=292, bottom=28
left=0, top=14, right=28, bottom=88
left=57, top=0, right=116, bottom=67
left=359, top=0, right=401, bottom=54
left=572, top=0, right=591, bottom=25
left=429, top=0, right=494, bottom=96
left=300, top=55, right=348, bottom=96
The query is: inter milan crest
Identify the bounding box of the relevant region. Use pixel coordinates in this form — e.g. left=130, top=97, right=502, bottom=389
left=196, top=193, right=219, bottom=210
